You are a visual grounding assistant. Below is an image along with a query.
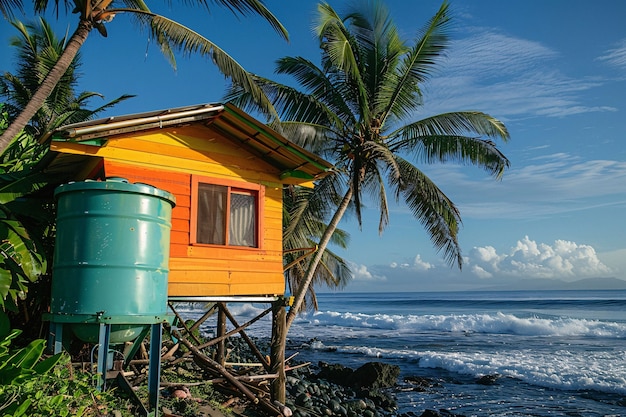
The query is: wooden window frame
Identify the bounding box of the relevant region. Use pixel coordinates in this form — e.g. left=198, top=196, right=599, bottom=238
left=190, top=175, right=264, bottom=249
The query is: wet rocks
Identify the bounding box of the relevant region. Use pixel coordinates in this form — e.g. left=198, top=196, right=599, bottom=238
left=476, top=374, right=501, bottom=385
left=351, top=362, right=400, bottom=390
left=401, top=376, right=439, bottom=392
left=317, top=361, right=400, bottom=390
left=285, top=362, right=399, bottom=417
left=317, top=362, right=354, bottom=386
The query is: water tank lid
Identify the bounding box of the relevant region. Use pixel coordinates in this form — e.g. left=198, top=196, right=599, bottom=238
left=55, top=178, right=176, bottom=206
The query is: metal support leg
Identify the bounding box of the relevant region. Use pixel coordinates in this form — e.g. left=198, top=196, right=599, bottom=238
left=96, top=323, right=111, bottom=392
left=148, top=323, right=162, bottom=413
left=49, top=322, right=63, bottom=354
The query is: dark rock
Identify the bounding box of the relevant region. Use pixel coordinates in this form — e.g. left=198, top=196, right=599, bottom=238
left=317, top=361, right=354, bottom=386
left=359, top=388, right=397, bottom=410
left=403, top=375, right=438, bottom=391
left=476, top=374, right=501, bottom=385
left=350, top=361, right=400, bottom=389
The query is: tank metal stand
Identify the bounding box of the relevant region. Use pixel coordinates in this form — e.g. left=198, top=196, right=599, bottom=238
left=47, top=321, right=163, bottom=414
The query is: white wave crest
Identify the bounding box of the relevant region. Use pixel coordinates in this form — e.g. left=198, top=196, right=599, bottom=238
left=300, top=310, right=626, bottom=338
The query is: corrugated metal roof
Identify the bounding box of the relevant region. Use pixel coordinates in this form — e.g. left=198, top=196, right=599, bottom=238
left=49, top=102, right=333, bottom=181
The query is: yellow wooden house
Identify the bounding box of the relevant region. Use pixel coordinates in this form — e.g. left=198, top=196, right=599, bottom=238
left=44, top=103, right=332, bottom=300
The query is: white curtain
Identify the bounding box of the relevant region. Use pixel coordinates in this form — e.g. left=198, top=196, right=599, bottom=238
left=229, top=192, right=256, bottom=247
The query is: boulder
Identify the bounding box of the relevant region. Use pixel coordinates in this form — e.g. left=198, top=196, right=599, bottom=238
left=350, top=362, right=400, bottom=389
left=317, top=361, right=354, bottom=386
left=476, top=374, right=501, bottom=385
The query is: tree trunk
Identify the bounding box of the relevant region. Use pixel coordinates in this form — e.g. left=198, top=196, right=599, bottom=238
left=269, top=298, right=286, bottom=403
left=216, top=302, right=227, bottom=366
left=0, top=19, right=92, bottom=152
left=285, top=185, right=354, bottom=330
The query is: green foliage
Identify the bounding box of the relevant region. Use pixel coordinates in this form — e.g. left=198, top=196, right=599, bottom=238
left=0, top=353, right=137, bottom=417
left=0, top=106, right=48, bottom=311
left=0, top=312, right=137, bottom=416
left=0, top=205, right=47, bottom=311
left=0, top=311, right=61, bottom=385
left=0, top=311, right=69, bottom=416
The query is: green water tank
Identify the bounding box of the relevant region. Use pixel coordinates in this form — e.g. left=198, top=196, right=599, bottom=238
left=49, top=178, right=176, bottom=343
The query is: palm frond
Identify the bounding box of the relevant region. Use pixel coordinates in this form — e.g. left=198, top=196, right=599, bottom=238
left=186, top=0, right=289, bottom=40
left=315, top=2, right=371, bottom=118
left=380, top=1, right=451, bottom=124
left=132, top=12, right=279, bottom=120
left=275, top=56, right=354, bottom=122
left=225, top=72, right=340, bottom=132
left=0, top=0, right=23, bottom=19
left=390, top=111, right=510, bottom=178
left=279, top=122, right=339, bottom=161
left=360, top=141, right=399, bottom=232
left=395, top=111, right=509, bottom=140
left=390, top=156, right=462, bottom=268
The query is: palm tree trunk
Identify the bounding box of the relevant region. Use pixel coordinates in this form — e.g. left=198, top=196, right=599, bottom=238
left=0, top=19, right=92, bottom=152
left=285, top=185, right=354, bottom=330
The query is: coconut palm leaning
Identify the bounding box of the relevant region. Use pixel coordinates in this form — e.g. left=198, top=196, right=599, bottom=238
left=227, top=0, right=511, bottom=329
left=283, top=178, right=352, bottom=312
left=0, top=0, right=288, bottom=152
left=1, top=17, right=134, bottom=140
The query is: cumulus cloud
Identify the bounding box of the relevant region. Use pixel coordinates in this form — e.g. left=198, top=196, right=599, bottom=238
left=467, top=236, right=613, bottom=280
left=597, top=39, right=626, bottom=70
left=348, top=261, right=386, bottom=282
left=390, top=255, right=433, bottom=271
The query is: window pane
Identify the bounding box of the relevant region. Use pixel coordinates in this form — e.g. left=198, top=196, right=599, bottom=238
left=229, top=192, right=256, bottom=247
left=196, top=184, right=226, bottom=244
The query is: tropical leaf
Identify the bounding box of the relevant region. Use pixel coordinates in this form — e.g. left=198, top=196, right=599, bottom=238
left=32, top=351, right=63, bottom=374
left=0, top=313, right=61, bottom=387
left=0, top=205, right=46, bottom=309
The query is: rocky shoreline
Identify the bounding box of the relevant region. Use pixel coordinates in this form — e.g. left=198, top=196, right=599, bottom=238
left=209, top=336, right=468, bottom=417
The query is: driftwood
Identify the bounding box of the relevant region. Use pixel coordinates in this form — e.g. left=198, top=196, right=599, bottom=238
left=169, top=328, right=282, bottom=417
left=221, top=304, right=271, bottom=371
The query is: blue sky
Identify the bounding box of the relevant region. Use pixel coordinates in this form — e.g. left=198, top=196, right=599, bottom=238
left=1, top=1, right=625, bottom=292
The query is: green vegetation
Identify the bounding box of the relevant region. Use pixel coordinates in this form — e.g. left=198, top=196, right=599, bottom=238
left=0, top=353, right=139, bottom=416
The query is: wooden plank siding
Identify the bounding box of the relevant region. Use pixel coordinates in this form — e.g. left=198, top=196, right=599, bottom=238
left=95, top=124, right=287, bottom=298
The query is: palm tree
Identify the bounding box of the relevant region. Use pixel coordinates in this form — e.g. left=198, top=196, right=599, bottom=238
left=1, top=17, right=133, bottom=141
left=283, top=176, right=352, bottom=311
left=227, top=0, right=511, bottom=329
left=0, top=0, right=288, bottom=152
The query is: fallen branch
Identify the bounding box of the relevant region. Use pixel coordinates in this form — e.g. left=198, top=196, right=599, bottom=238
left=170, top=328, right=259, bottom=404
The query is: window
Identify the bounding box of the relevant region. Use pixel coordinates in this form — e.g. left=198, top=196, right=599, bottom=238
left=191, top=177, right=263, bottom=248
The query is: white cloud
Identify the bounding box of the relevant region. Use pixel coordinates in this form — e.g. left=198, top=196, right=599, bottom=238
left=344, top=237, right=624, bottom=292
left=423, top=154, right=626, bottom=220
left=467, top=236, right=613, bottom=280
left=420, top=28, right=616, bottom=120
left=388, top=255, right=433, bottom=271
left=348, top=261, right=386, bottom=282
left=412, top=254, right=433, bottom=271
left=597, top=39, right=626, bottom=70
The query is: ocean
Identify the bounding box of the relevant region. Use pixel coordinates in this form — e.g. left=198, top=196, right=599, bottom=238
left=181, top=290, right=626, bottom=416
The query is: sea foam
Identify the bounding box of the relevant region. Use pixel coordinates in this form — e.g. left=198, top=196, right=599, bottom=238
left=302, top=310, right=626, bottom=338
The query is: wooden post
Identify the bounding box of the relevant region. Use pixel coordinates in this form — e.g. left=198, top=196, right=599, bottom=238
left=270, top=298, right=286, bottom=403
left=216, top=302, right=227, bottom=366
